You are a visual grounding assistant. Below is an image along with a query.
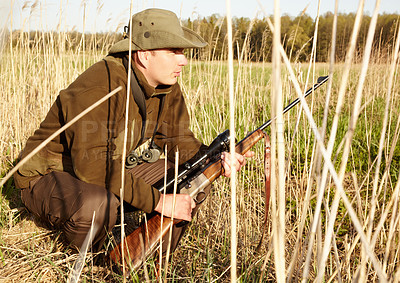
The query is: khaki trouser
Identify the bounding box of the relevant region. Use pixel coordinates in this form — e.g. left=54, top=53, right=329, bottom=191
left=20, top=160, right=209, bottom=254
left=21, top=171, right=120, bottom=251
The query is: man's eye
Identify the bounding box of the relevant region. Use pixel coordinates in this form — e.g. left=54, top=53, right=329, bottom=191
left=172, top=49, right=184, bottom=54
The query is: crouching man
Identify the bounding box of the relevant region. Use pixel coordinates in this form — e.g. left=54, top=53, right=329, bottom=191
left=14, top=8, right=252, bottom=258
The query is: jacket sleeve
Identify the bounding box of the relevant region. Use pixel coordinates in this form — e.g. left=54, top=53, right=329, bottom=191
left=154, top=84, right=206, bottom=165
left=59, top=60, right=160, bottom=213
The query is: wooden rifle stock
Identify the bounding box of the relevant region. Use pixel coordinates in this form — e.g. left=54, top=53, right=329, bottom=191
left=108, top=129, right=265, bottom=269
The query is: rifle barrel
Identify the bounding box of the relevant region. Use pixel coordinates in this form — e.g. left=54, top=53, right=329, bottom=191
left=256, top=75, right=329, bottom=133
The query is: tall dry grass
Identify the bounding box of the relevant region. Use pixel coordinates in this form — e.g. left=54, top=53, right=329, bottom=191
left=1, top=0, right=400, bottom=282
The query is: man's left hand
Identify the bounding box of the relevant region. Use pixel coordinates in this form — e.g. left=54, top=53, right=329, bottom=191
left=220, top=151, right=255, bottom=177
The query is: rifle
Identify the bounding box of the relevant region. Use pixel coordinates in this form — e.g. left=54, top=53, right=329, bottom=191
left=109, top=75, right=329, bottom=270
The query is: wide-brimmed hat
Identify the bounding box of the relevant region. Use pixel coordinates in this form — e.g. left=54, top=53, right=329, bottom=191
left=109, top=8, right=207, bottom=53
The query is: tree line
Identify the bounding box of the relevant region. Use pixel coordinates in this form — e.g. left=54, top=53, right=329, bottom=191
left=188, top=12, right=399, bottom=62
left=6, top=12, right=399, bottom=62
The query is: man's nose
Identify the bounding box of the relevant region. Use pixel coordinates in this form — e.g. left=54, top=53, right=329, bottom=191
left=178, top=54, right=188, bottom=66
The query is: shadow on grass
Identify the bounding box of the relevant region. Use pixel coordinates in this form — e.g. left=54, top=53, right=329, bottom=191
left=0, top=164, right=30, bottom=230
left=1, top=167, right=22, bottom=211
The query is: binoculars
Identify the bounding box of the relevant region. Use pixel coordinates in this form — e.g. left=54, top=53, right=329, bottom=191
left=125, top=146, right=162, bottom=169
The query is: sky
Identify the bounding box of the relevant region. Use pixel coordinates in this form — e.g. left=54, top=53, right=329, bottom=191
left=1, top=0, right=399, bottom=33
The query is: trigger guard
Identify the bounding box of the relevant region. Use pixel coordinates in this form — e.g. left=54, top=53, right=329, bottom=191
left=194, top=191, right=206, bottom=204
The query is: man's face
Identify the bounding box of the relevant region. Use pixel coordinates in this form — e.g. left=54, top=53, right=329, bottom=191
left=144, top=48, right=188, bottom=87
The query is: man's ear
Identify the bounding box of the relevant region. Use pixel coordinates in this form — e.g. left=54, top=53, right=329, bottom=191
left=135, top=50, right=151, bottom=69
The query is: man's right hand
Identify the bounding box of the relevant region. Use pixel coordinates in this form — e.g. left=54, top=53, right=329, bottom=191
left=154, top=194, right=195, bottom=221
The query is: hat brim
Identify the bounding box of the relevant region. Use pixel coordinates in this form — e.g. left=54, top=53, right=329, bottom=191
left=109, top=27, right=207, bottom=54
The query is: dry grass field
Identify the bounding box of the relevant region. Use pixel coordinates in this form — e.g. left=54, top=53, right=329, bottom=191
left=1, top=3, right=400, bottom=282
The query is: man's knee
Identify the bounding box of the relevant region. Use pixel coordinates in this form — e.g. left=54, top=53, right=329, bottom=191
left=64, top=188, right=120, bottom=250
left=74, top=189, right=119, bottom=228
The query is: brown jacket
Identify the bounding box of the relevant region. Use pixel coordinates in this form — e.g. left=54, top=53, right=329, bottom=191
left=14, top=54, right=204, bottom=213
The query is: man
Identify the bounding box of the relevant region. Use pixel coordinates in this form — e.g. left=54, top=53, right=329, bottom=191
left=13, top=8, right=252, bottom=254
